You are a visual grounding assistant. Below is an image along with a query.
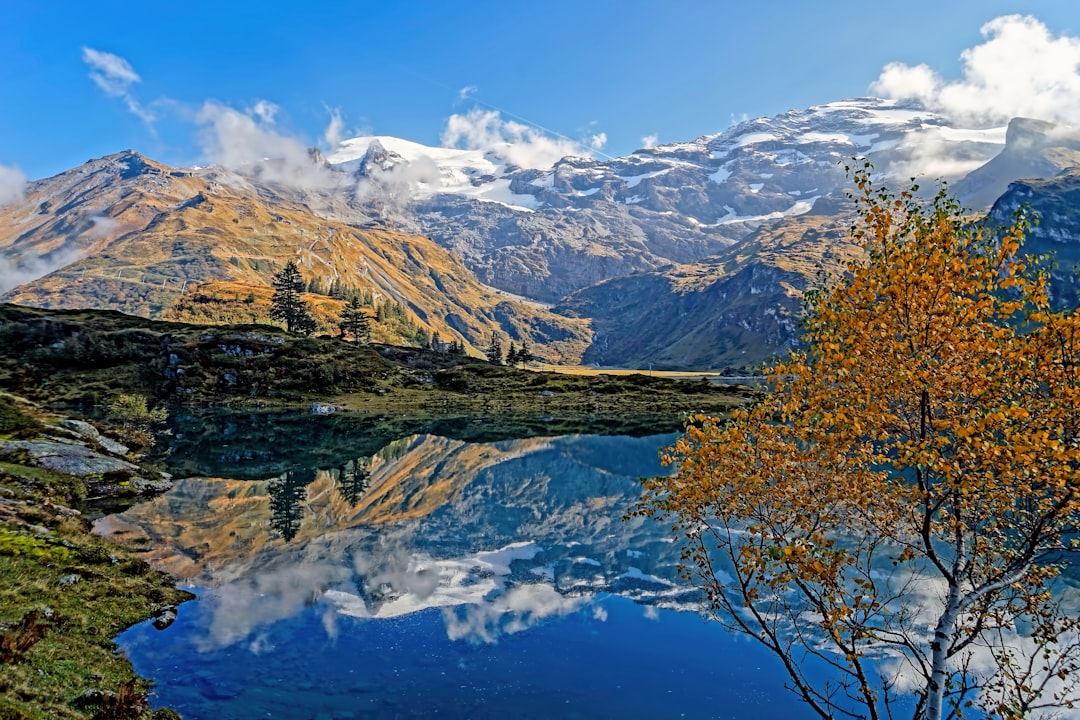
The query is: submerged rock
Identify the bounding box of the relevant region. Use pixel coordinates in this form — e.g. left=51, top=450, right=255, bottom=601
left=152, top=606, right=177, bottom=630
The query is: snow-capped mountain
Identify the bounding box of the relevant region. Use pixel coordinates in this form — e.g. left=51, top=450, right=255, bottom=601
left=3, top=95, right=1078, bottom=369
left=328, top=98, right=1007, bottom=301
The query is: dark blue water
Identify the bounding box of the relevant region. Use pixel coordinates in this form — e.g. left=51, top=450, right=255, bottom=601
left=107, top=428, right=820, bottom=719
left=120, top=591, right=807, bottom=719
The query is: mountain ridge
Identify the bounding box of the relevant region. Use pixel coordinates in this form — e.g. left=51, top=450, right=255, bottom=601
left=2, top=96, right=1079, bottom=369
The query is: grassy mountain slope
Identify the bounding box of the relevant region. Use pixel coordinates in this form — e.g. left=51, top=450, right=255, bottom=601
left=0, top=151, right=589, bottom=362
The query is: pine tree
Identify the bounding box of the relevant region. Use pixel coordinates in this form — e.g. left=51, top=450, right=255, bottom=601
left=339, top=296, right=372, bottom=345
left=337, top=458, right=371, bottom=506
left=270, top=260, right=317, bottom=335
left=485, top=332, right=503, bottom=364
left=414, top=327, right=430, bottom=349
left=431, top=331, right=442, bottom=353
left=517, top=342, right=534, bottom=365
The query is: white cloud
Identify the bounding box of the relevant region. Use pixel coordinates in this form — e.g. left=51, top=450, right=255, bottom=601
left=251, top=100, right=279, bottom=125
left=322, top=107, right=346, bottom=149
left=85, top=215, right=119, bottom=240
left=458, top=85, right=478, bottom=102
left=82, top=47, right=155, bottom=126
left=196, top=100, right=342, bottom=189
left=441, top=108, right=597, bottom=170
left=641, top=134, right=659, bottom=149
left=884, top=127, right=1002, bottom=181
left=0, top=164, right=26, bottom=206
left=0, top=247, right=84, bottom=294
left=871, top=15, right=1080, bottom=126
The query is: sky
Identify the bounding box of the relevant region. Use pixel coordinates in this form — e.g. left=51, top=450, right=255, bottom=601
left=1, top=0, right=1078, bottom=186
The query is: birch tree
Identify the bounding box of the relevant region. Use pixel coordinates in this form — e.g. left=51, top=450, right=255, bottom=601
left=636, top=166, right=1080, bottom=720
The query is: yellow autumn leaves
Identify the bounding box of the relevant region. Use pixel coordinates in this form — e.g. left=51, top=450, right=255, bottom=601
left=637, top=166, right=1080, bottom=719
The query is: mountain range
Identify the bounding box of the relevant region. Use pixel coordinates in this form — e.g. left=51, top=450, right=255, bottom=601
left=2, top=97, right=1078, bottom=368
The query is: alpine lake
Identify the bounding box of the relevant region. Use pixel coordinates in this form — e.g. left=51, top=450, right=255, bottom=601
left=92, top=407, right=821, bottom=720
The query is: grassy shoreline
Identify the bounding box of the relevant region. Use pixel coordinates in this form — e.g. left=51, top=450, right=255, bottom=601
left=0, top=399, right=193, bottom=720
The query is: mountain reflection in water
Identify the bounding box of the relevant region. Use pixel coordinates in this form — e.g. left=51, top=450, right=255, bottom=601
left=105, top=426, right=810, bottom=719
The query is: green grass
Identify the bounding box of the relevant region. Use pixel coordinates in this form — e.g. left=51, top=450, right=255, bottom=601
left=0, top=406, right=192, bottom=719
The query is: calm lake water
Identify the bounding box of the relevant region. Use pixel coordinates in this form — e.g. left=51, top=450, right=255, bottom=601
left=101, top=414, right=814, bottom=719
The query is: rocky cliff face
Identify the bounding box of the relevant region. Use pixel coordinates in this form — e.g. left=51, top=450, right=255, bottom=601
left=954, top=118, right=1080, bottom=210
left=989, top=167, right=1080, bottom=308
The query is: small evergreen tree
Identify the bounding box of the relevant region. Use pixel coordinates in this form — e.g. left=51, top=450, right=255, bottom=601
left=431, top=331, right=442, bottom=353
left=486, top=332, right=503, bottom=364
left=414, top=327, right=431, bottom=349
left=339, top=296, right=372, bottom=345
left=270, top=260, right=317, bottom=335
left=268, top=469, right=310, bottom=542
left=506, top=342, right=519, bottom=366
left=517, top=342, right=534, bottom=365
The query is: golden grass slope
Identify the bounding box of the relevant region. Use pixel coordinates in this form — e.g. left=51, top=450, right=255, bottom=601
left=0, top=151, right=590, bottom=362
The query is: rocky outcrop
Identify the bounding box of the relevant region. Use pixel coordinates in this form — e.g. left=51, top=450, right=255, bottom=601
left=0, top=439, right=172, bottom=498
left=989, top=167, right=1080, bottom=308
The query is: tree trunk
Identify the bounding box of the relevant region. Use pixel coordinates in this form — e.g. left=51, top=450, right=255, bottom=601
left=923, top=583, right=962, bottom=720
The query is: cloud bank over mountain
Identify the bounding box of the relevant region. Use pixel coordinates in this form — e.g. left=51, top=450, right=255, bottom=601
left=872, top=15, right=1080, bottom=127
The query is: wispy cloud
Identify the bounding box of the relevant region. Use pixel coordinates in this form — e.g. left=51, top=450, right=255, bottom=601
left=441, top=108, right=602, bottom=169
left=322, top=107, right=346, bottom=149
left=871, top=15, right=1080, bottom=126
left=0, top=247, right=83, bottom=294
left=196, top=100, right=342, bottom=189
left=458, top=85, right=478, bottom=102
left=640, top=133, right=658, bottom=149
left=82, top=47, right=155, bottom=126
left=0, top=164, right=27, bottom=206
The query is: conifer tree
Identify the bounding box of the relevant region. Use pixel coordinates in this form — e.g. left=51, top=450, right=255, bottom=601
left=517, top=342, right=534, bottom=365
left=485, top=332, right=503, bottom=364
left=270, top=260, right=317, bottom=335
left=339, top=295, right=372, bottom=345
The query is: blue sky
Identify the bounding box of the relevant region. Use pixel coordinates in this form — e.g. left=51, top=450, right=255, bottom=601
left=1, top=1, right=1078, bottom=180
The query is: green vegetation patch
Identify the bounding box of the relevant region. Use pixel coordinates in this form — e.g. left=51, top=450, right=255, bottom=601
left=0, top=414, right=192, bottom=719
left=0, top=396, right=45, bottom=439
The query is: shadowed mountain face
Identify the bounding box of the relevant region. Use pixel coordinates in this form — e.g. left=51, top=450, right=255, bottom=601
left=989, top=167, right=1080, bottom=309
left=556, top=212, right=860, bottom=368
